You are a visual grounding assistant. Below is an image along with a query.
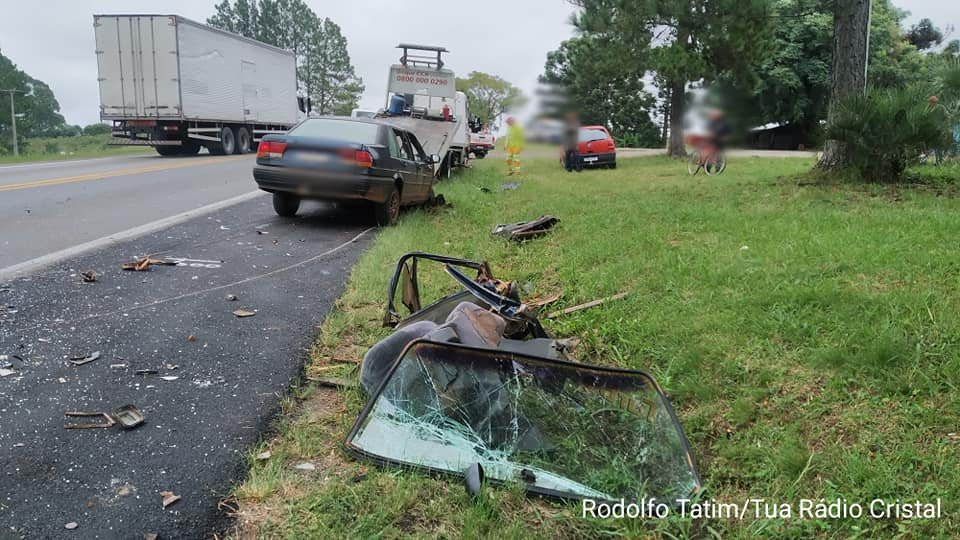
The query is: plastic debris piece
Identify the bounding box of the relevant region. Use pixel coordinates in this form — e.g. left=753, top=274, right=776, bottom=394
left=110, top=364, right=128, bottom=369
left=500, top=181, right=520, bottom=191
left=464, top=463, right=485, bottom=498
left=58, top=377, right=67, bottom=383
left=65, top=522, right=78, bottom=530
left=0, top=368, right=15, bottom=377
left=492, top=215, right=560, bottom=242
left=159, top=376, right=179, bottom=381
left=69, top=351, right=101, bottom=366
left=0, top=355, right=11, bottom=369
left=233, top=309, right=256, bottom=318
left=144, top=534, right=158, bottom=540
left=226, top=294, right=238, bottom=301
left=80, top=271, right=97, bottom=283
left=294, top=462, right=316, bottom=471
left=256, top=451, right=272, bottom=461
left=160, top=491, right=181, bottom=509
left=114, top=405, right=145, bottom=429
left=121, top=256, right=174, bottom=272
left=187, top=335, right=197, bottom=342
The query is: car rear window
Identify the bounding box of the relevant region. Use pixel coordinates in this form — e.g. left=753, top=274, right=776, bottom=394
left=289, top=119, right=379, bottom=144
left=579, top=128, right=610, bottom=142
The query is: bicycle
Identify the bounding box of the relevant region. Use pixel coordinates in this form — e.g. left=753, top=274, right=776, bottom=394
left=685, top=135, right=727, bottom=176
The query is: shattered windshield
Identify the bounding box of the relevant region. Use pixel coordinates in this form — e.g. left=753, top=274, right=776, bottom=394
left=347, top=341, right=700, bottom=502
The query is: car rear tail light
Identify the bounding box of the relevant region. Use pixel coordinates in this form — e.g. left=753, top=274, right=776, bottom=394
left=354, top=150, right=374, bottom=168
left=336, top=148, right=374, bottom=168
left=257, top=141, right=287, bottom=159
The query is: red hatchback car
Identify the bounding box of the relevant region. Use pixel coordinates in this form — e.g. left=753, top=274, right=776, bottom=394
left=578, top=125, right=617, bottom=169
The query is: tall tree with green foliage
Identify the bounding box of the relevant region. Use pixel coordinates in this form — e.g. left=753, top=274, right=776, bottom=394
left=306, top=18, right=364, bottom=115
left=570, top=0, right=772, bottom=156
left=542, top=35, right=662, bottom=146
left=455, top=72, right=527, bottom=127
left=207, top=0, right=363, bottom=113
left=0, top=51, right=68, bottom=154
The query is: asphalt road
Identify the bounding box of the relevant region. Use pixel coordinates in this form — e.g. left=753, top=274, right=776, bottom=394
left=0, top=153, right=258, bottom=270
left=0, top=155, right=376, bottom=538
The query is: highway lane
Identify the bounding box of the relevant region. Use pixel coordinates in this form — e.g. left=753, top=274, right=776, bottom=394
left=0, top=154, right=259, bottom=270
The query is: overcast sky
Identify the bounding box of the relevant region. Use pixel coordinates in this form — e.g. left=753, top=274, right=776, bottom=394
left=0, top=0, right=956, bottom=127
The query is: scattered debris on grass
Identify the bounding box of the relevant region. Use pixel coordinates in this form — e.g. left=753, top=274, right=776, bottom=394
left=500, top=181, right=520, bottom=191
left=233, top=309, right=256, bottom=318
left=68, top=351, right=100, bottom=366
left=294, top=462, right=316, bottom=471
left=256, top=451, right=272, bottom=461
left=160, top=491, right=181, bottom=509
left=80, top=271, right=97, bottom=283
left=357, top=253, right=699, bottom=503
left=545, top=291, right=629, bottom=319
left=492, top=215, right=560, bottom=241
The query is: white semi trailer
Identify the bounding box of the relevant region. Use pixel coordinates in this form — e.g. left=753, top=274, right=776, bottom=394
left=93, top=14, right=302, bottom=156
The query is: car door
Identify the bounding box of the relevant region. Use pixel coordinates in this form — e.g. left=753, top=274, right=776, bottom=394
left=404, top=132, right=436, bottom=197
left=388, top=128, right=420, bottom=203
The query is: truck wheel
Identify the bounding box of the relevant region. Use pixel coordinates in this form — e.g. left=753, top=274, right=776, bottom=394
left=181, top=141, right=201, bottom=155
left=154, top=146, right=181, bottom=156
left=236, top=128, right=251, bottom=154
left=211, top=127, right=236, bottom=155
left=374, top=186, right=400, bottom=226
left=272, top=192, right=300, bottom=217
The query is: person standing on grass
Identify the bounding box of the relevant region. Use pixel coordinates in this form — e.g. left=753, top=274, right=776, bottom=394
left=562, top=110, right=582, bottom=172
left=504, top=117, right=525, bottom=175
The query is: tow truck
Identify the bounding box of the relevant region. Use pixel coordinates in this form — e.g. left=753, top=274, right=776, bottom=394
left=378, top=44, right=468, bottom=178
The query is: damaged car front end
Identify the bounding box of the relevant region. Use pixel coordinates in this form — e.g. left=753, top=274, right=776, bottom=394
left=350, top=252, right=701, bottom=504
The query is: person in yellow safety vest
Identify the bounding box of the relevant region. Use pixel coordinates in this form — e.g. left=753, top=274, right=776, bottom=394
left=503, top=117, right=525, bottom=175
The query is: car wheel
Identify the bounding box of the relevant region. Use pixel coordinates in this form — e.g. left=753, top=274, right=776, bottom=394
left=374, top=186, right=400, bottom=226
left=272, top=192, right=300, bottom=217
left=236, top=128, right=252, bottom=154
left=609, top=162, right=617, bottom=169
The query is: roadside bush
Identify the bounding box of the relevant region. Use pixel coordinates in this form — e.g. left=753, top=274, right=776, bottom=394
left=826, top=84, right=950, bottom=181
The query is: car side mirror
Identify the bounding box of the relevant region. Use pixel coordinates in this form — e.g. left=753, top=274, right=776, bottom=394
left=430, top=154, right=440, bottom=164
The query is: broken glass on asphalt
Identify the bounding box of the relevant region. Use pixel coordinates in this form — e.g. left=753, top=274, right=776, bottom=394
left=348, top=339, right=700, bottom=502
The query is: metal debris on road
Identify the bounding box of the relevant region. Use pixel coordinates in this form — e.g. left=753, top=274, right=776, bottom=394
left=226, top=294, right=238, bottom=301
left=0, top=368, right=16, bottom=377
left=121, top=256, right=175, bottom=272
left=187, top=335, right=197, bottom=342
left=144, top=534, right=158, bottom=540
left=159, top=376, right=179, bottom=381
left=545, top=291, right=630, bottom=319
left=135, top=369, right=159, bottom=375
left=110, top=363, right=127, bottom=369
left=0, top=355, right=11, bottom=369
left=160, top=491, right=181, bottom=509
left=256, top=230, right=269, bottom=235
left=64, top=411, right=116, bottom=429
left=491, top=215, right=560, bottom=242
left=80, top=271, right=97, bottom=283
left=233, top=308, right=256, bottom=318
left=68, top=351, right=101, bottom=366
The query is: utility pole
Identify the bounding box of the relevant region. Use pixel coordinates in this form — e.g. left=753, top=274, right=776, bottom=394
left=2, top=88, right=24, bottom=156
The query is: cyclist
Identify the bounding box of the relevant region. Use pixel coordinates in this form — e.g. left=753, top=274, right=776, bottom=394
left=705, top=110, right=732, bottom=165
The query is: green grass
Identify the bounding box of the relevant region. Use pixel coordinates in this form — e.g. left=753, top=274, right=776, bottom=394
left=234, top=155, right=960, bottom=539
left=0, top=134, right=150, bottom=164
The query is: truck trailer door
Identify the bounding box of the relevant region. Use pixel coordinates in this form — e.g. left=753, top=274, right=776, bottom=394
left=94, top=15, right=180, bottom=119
left=241, top=60, right=258, bottom=122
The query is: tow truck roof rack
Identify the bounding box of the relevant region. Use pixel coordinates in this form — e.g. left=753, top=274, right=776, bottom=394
left=397, top=44, right=449, bottom=69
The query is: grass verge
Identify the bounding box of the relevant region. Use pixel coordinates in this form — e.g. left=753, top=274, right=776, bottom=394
left=232, top=155, right=960, bottom=539
left=0, top=134, right=150, bottom=164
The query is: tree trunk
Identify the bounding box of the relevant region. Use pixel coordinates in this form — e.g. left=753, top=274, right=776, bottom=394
left=818, top=0, right=872, bottom=170
left=667, top=79, right=686, bottom=157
